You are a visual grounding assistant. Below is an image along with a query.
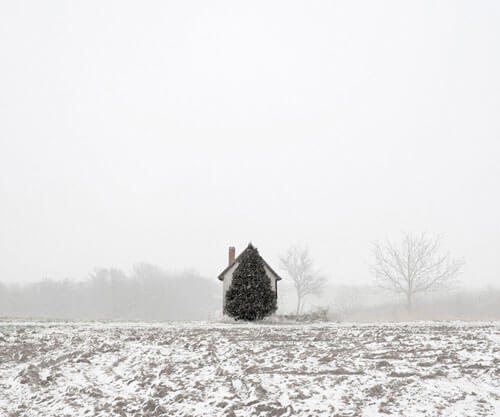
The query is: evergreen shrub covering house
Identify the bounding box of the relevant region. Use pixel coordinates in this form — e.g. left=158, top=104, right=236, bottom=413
left=218, top=244, right=281, bottom=320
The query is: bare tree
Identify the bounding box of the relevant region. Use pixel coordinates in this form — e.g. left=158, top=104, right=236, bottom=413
left=279, top=245, right=326, bottom=315
left=372, top=233, right=464, bottom=311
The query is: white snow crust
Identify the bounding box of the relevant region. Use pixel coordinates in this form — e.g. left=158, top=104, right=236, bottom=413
left=0, top=321, right=499, bottom=416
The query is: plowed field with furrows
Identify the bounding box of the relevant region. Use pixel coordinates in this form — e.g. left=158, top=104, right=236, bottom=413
left=1, top=321, right=499, bottom=416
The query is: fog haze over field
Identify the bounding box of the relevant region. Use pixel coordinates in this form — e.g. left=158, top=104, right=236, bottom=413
left=1, top=1, right=499, bottom=294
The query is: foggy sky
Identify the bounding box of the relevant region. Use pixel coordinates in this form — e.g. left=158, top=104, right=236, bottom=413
left=1, top=1, right=499, bottom=287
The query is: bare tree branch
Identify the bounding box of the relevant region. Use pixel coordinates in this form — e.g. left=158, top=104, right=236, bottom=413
left=371, top=233, right=464, bottom=310
left=279, top=245, right=326, bottom=315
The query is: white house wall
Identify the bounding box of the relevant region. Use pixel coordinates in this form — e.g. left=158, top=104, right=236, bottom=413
left=263, top=265, right=278, bottom=293
left=222, top=262, right=239, bottom=307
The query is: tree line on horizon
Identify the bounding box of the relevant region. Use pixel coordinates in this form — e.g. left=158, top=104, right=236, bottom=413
left=2, top=232, right=496, bottom=322
left=0, top=264, right=219, bottom=321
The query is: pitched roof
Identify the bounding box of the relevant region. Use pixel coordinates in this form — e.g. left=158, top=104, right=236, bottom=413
left=217, top=243, right=283, bottom=281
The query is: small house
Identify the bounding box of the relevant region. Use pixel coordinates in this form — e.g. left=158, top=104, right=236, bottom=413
left=217, top=244, right=282, bottom=312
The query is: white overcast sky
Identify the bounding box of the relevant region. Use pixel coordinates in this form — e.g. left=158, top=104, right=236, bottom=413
left=1, top=1, right=499, bottom=286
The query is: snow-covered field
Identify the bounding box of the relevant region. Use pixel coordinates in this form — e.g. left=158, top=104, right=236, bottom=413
left=0, top=321, right=499, bottom=416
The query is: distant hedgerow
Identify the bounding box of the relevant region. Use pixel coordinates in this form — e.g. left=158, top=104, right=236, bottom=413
left=224, top=245, right=277, bottom=321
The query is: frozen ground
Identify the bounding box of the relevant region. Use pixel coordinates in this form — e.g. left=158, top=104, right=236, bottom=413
left=0, top=321, right=499, bottom=417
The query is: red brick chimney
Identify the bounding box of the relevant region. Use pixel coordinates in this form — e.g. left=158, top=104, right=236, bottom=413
left=228, top=246, right=235, bottom=266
